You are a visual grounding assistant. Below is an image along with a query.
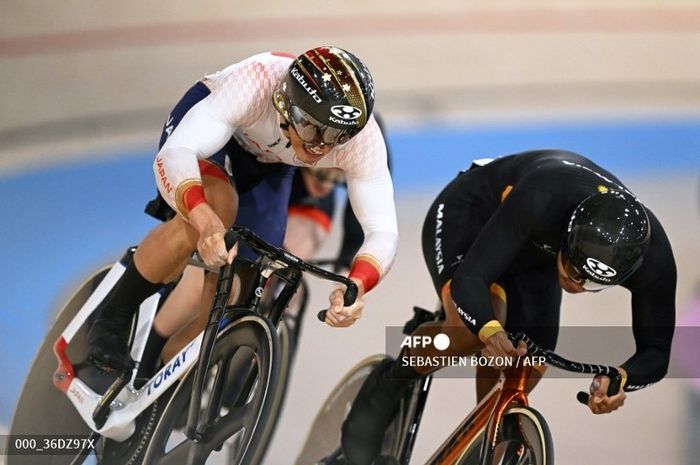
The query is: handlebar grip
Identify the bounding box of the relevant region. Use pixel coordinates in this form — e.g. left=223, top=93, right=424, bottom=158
left=224, top=230, right=239, bottom=250
left=343, top=282, right=358, bottom=307
left=316, top=283, right=358, bottom=323
left=576, top=391, right=589, bottom=405
left=576, top=369, right=622, bottom=405
left=607, top=369, right=622, bottom=396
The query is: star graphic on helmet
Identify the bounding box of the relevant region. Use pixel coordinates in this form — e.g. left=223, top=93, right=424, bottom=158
left=322, top=73, right=331, bottom=82
left=342, top=83, right=351, bottom=92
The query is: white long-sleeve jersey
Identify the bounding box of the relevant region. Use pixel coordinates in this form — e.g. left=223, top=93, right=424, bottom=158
left=155, top=51, right=398, bottom=289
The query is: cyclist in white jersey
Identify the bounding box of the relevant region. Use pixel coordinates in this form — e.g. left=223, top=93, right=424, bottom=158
left=86, top=46, right=398, bottom=375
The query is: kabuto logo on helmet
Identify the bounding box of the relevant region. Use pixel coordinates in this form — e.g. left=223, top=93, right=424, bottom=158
left=330, top=105, right=362, bottom=121
left=290, top=67, right=322, bottom=104
left=584, top=257, right=617, bottom=280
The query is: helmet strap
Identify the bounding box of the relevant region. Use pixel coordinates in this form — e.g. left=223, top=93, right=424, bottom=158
left=278, top=121, right=292, bottom=148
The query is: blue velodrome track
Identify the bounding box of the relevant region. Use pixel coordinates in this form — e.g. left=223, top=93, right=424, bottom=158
left=1, top=118, right=699, bottom=422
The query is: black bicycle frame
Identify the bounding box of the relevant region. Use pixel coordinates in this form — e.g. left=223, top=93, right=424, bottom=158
left=185, top=226, right=357, bottom=441
left=397, top=306, right=441, bottom=465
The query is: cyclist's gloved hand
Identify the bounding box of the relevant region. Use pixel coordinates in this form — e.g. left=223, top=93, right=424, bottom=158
left=481, top=331, right=527, bottom=369
left=587, top=368, right=627, bottom=414
left=323, top=281, right=365, bottom=328
left=188, top=203, right=237, bottom=267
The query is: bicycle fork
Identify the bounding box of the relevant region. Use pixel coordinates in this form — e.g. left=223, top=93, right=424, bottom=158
left=184, top=252, right=303, bottom=441
left=185, top=260, right=237, bottom=441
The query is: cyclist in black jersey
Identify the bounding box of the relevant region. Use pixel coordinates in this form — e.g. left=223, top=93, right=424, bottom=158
left=340, top=149, right=677, bottom=465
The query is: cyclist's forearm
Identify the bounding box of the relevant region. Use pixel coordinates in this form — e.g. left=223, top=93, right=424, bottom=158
left=449, top=273, right=497, bottom=337
left=348, top=253, right=383, bottom=294
left=348, top=230, right=398, bottom=293
left=620, top=346, right=670, bottom=391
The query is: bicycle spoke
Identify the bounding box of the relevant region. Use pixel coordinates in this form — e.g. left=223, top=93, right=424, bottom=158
left=222, top=347, right=258, bottom=408
left=156, top=439, right=207, bottom=465
left=209, top=404, right=253, bottom=445
left=203, top=360, right=230, bottom=426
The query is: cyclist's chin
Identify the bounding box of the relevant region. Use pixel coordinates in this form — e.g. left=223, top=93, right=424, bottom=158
left=293, top=148, right=325, bottom=165
left=559, top=276, right=585, bottom=294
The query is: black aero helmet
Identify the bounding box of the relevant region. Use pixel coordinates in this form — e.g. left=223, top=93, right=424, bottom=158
left=273, top=46, right=375, bottom=147
left=563, top=189, right=650, bottom=287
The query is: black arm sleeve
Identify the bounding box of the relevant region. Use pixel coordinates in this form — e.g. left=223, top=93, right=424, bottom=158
left=620, top=212, right=676, bottom=391
left=450, top=175, right=551, bottom=335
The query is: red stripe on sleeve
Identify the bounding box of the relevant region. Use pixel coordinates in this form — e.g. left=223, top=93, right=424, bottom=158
left=349, top=259, right=381, bottom=293
left=183, top=185, right=207, bottom=212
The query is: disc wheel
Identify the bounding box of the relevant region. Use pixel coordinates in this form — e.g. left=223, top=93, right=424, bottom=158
left=138, top=314, right=280, bottom=465
left=7, top=266, right=110, bottom=465
left=294, top=355, right=410, bottom=465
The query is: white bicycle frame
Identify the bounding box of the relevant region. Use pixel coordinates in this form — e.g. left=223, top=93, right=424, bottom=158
left=53, top=260, right=203, bottom=442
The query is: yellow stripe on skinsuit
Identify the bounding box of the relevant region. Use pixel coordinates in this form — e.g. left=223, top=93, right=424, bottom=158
left=501, top=185, right=513, bottom=202
left=490, top=282, right=506, bottom=304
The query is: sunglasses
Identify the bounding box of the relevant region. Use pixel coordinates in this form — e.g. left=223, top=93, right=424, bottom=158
left=289, top=106, right=352, bottom=149
left=561, top=253, right=614, bottom=292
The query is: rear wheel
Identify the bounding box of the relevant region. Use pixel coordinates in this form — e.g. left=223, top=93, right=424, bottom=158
left=457, top=405, right=553, bottom=465
left=294, top=355, right=411, bottom=465
left=137, top=314, right=280, bottom=465
left=7, top=266, right=110, bottom=465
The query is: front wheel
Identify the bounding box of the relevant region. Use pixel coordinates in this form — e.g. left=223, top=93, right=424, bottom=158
left=458, top=405, right=553, bottom=465
left=138, top=313, right=281, bottom=465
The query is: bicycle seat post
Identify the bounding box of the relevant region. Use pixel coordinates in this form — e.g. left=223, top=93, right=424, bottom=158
left=502, top=362, right=534, bottom=397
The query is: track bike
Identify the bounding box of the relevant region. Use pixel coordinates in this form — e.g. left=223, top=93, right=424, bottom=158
left=301, top=307, right=622, bottom=465
left=7, top=226, right=357, bottom=465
